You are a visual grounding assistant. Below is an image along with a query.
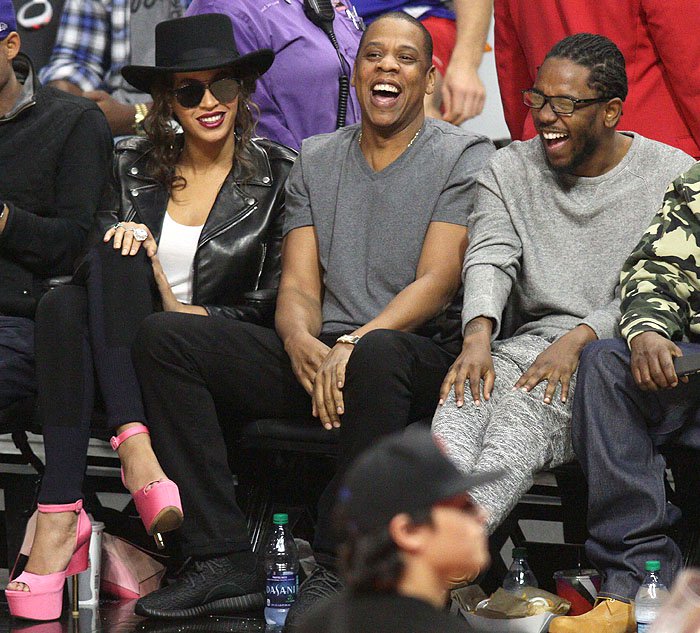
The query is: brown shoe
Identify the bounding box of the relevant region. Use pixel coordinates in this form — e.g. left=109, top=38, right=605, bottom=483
left=550, top=598, right=636, bottom=633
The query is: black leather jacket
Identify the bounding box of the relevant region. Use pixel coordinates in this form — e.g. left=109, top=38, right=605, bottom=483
left=99, top=136, right=296, bottom=326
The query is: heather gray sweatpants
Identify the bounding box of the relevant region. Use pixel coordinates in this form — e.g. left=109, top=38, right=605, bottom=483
left=432, top=334, right=575, bottom=533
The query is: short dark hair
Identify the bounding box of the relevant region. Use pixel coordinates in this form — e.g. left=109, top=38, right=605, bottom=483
left=545, top=33, right=628, bottom=101
left=336, top=507, right=433, bottom=592
left=357, top=12, right=433, bottom=68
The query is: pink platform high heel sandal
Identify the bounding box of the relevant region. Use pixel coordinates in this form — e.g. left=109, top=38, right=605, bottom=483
left=6, top=500, right=91, bottom=621
left=110, top=424, right=183, bottom=549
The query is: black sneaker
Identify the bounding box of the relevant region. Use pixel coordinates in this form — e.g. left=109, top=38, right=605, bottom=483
left=283, top=565, right=344, bottom=631
left=136, top=616, right=265, bottom=633
left=135, top=556, right=265, bottom=619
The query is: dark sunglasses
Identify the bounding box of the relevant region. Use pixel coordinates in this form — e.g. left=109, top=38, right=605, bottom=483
left=171, top=77, right=241, bottom=108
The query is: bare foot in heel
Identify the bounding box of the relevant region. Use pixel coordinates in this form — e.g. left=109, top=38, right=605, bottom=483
left=6, top=511, right=78, bottom=592
left=114, top=423, right=169, bottom=493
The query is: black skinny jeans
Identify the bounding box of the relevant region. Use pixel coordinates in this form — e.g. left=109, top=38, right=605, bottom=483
left=132, top=315, right=457, bottom=559
left=35, top=245, right=158, bottom=505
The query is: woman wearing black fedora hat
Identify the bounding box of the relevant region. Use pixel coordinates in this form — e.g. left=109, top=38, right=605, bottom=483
left=6, top=13, right=295, bottom=621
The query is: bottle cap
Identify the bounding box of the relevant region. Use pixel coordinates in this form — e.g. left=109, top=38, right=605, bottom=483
left=645, top=560, right=661, bottom=572
left=273, top=513, right=289, bottom=525
left=512, top=547, right=527, bottom=559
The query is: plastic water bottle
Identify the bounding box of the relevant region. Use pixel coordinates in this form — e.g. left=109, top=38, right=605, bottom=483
left=264, top=513, right=299, bottom=626
left=502, top=547, right=538, bottom=593
left=635, top=560, right=669, bottom=632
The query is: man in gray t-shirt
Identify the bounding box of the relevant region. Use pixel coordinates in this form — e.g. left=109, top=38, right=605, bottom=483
left=432, top=36, right=694, bottom=619
left=277, top=15, right=490, bottom=589
left=283, top=108, right=492, bottom=336
left=279, top=13, right=493, bottom=615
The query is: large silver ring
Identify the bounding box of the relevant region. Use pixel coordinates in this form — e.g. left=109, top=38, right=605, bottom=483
left=130, top=227, right=148, bottom=242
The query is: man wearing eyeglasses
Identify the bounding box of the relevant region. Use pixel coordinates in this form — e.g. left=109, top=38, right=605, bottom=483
left=494, top=0, right=700, bottom=160
left=432, top=34, right=694, bottom=591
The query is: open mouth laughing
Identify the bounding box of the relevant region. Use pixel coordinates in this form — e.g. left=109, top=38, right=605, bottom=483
left=540, top=129, right=570, bottom=151
left=370, top=81, right=402, bottom=107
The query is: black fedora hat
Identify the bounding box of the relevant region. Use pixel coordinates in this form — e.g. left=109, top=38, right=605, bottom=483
left=121, top=13, right=274, bottom=95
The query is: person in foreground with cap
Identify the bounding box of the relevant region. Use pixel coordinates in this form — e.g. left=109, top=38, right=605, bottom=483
left=297, top=429, right=489, bottom=633
left=5, top=13, right=295, bottom=621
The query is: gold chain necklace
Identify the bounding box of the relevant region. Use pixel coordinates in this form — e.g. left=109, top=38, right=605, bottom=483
left=358, top=126, right=422, bottom=148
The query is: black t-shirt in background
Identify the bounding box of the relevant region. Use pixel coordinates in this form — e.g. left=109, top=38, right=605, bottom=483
left=299, top=590, right=470, bottom=633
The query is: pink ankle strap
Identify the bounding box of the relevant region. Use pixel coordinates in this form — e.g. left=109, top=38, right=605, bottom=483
left=110, top=424, right=150, bottom=451
left=37, top=499, right=83, bottom=513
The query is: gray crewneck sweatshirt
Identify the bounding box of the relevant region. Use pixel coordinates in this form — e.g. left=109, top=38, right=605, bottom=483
left=462, top=133, right=695, bottom=341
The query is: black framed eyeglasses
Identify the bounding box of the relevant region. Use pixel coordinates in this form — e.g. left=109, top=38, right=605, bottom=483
left=171, top=77, right=241, bottom=108
left=522, top=89, right=611, bottom=115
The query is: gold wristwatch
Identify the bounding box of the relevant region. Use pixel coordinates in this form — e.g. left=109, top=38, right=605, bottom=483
left=336, top=334, right=361, bottom=346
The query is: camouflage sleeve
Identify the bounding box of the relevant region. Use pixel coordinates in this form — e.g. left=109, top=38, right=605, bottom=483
left=620, top=165, right=700, bottom=344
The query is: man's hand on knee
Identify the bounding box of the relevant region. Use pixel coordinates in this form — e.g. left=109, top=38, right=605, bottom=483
left=630, top=331, right=685, bottom=391
left=284, top=332, right=331, bottom=397
left=439, top=317, right=494, bottom=407
left=515, top=325, right=596, bottom=404
left=312, top=342, right=353, bottom=429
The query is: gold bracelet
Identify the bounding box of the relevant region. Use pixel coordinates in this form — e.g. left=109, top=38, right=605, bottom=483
left=134, top=103, right=149, bottom=135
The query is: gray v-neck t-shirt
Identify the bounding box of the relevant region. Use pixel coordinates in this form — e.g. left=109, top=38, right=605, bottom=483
left=284, top=118, right=495, bottom=334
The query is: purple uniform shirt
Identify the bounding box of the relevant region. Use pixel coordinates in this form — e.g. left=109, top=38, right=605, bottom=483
left=187, top=0, right=362, bottom=151
left=352, top=0, right=454, bottom=22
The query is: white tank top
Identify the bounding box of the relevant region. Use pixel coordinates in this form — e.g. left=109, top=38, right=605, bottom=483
left=158, top=212, right=204, bottom=304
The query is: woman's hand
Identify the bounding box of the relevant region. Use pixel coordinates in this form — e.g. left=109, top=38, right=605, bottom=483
left=150, top=254, right=206, bottom=315
left=103, top=222, right=157, bottom=257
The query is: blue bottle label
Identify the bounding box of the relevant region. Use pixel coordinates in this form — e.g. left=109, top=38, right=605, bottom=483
left=266, top=571, right=298, bottom=608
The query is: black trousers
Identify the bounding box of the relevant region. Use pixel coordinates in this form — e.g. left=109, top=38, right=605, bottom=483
left=0, top=316, right=36, bottom=408
left=132, top=314, right=457, bottom=558
left=35, top=246, right=158, bottom=505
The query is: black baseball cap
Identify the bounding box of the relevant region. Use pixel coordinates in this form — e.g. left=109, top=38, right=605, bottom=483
left=337, top=428, right=498, bottom=533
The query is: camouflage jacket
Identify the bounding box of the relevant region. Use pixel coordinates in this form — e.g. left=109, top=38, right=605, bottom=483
left=620, top=162, right=700, bottom=343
